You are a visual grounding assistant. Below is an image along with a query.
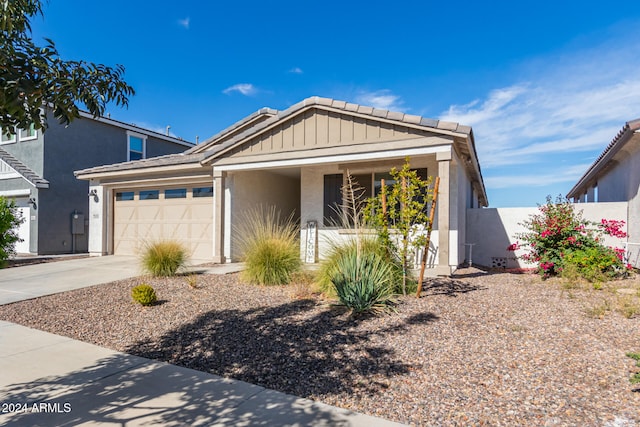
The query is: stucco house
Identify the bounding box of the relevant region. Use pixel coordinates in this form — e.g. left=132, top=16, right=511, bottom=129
left=0, top=111, right=193, bottom=254
left=567, top=118, right=640, bottom=264
left=76, top=97, right=487, bottom=275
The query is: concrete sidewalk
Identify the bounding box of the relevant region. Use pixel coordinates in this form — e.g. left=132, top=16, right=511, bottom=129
left=0, top=256, right=405, bottom=426
left=0, top=322, right=402, bottom=426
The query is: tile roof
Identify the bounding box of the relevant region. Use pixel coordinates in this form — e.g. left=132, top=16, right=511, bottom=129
left=567, top=118, right=640, bottom=198
left=74, top=151, right=207, bottom=176
left=0, top=147, right=49, bottom=188
left=75, top=96, right=485, bottom=206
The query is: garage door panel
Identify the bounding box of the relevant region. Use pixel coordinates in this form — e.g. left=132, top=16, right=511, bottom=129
left=114, top=188, right=213, bottom=260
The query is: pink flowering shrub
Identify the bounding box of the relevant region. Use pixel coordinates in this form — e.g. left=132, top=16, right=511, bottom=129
left=516, top=196, right=630, bottom=280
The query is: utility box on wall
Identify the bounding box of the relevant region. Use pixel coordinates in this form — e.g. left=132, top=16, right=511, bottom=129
left=71, top=212, right=85, bottom=235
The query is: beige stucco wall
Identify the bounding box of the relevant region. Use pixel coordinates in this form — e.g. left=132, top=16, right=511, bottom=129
left=466, top=202, right=630, bottom=268
left=595, top=135, right=640, bottom=264
left=226, top=170, right=300, bottom=260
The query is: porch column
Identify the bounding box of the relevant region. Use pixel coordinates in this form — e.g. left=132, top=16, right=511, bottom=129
left=436, top=150, right=452, bottom=276
left=212, top=170, right=226, bottom=263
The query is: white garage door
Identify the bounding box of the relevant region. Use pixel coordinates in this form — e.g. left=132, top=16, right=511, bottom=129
left=113, top=186, right=214, bottom=260
left=13, top=198, right=30, bottom=254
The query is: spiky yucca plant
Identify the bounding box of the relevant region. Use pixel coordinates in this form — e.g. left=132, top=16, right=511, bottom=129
left=331, top=250, right=397, bottom=315
left=141, top=240, right=188, bottom=277
left=316, top=236, right=404, bottom=296
left=233, top=205, right=301, bottom=285
left=317, top=171, right=405, bottom=297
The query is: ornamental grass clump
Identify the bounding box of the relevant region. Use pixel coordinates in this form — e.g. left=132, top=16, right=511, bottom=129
left=233, top=206, right=301, bottom=286
left=330, top=250, right=397, bottom=315
left=141, top=240, right=188, bottom=277
left=131, top=284, right=157, bottom=306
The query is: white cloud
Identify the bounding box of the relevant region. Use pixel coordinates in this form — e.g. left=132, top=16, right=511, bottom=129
left=177, top=17, right=190, bottom=29
left=441, top=37, right=640, bottom=173
left=485, top=163, right=591, bottom=189
left=222, top=83, right=258, bottom=96
left=356, top=89, right=403, bottom=111
left=436, top=29, right=640, bottom=205
left=288, top=67, right=303, bottom=74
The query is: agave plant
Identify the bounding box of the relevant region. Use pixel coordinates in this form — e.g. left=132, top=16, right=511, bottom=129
left=331, top=250, right=397, bottom=315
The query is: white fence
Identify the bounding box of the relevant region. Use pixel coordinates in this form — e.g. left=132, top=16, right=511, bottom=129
left=465, top=202, right=634, bottom=269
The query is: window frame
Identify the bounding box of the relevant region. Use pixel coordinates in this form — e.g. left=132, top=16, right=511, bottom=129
left=323, top=167, right=429, bottom=227
left=19, top=124, right=37, bottom=141
left=165, top=188, right=187, bottom=199
left=139, top=190, right=160, bottom=200
left=127, top=132, right=147, bottom=161
left=1, top=127, right=16, bottom=145
left=115, top=191, right=135, bottom=201
left=192, top=186, right=214, bottom=198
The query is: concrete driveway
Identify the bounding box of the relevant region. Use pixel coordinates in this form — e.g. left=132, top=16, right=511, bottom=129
left=0, top=255, right=141, bottom=305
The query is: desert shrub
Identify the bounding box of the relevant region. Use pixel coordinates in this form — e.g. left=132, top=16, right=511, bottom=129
left=288, top=270, right=318, bottom=299
left=363, top=159, right=433, bottom=295
left=316, top=236, right=405, bottom=296
left=0, top=196, right=24, bottom=266
left=131, top=284, right=157, bottom=306
left=141, top=240, right=188, bottom=277
left=330, top=249, right=397, bottom=315
left=516, top=196, right=630, bottom=279
left=563, top=246, right=624, bottom=282
left=234, top=206, right=301, bottom=285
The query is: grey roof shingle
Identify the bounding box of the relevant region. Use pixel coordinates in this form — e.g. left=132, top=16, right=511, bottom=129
left=74, top=152, right=207, bottom=176
left=567, top=118, right=640, bottom=198
left=0, top=147, right=49, bottom=188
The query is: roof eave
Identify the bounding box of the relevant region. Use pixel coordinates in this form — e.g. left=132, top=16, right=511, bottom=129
left=75, top=162, right=205, bottom=181
left=566, top=120, right=639, bottom=198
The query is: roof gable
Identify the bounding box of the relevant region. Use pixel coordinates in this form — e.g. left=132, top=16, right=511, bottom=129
left=220, top=107, right=435, bottom=160
left=200, top=97, right=470, bottom=163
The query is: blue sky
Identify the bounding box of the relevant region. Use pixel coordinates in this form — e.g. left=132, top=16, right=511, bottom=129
left=31, top=1, right=640, bottom=207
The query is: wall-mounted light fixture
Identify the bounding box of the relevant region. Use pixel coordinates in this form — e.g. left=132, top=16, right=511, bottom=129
left=88, top=189, right=99, bottom=202
left=28, top=197, right=37, bottom=209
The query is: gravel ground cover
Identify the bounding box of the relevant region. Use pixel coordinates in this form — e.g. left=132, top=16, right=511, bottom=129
left=1, top=268, right=639, bottom=426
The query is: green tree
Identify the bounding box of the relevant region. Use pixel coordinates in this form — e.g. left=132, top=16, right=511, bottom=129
left=0, top=0, right=135, bottom=134
left=365, top=160, right=433, bottom=295
left=0, top=196, right=24, bottom=265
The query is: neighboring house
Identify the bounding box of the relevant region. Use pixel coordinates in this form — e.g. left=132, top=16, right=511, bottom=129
left=76, top=97, right=487, bottom=275
left=567, top=118, right=640, bottom=264
left=0, top=111, right=193, bottom=255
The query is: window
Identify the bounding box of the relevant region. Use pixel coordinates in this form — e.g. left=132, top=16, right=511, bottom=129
left=323, top=174, right=343, bottom=226
left=19, top=124, right=37, bottom=140
left=1, top=128, right=16, bottom=144
left=139, top=190, right=159, bottom=200
left=165, top=188, right=186, bottom=199
left=193, top=186, right=213, bottom=198
left=128, top=134, right=146, bottom=161
left=323, top=168, right=429, bottom=226
left=116, top=191, right=134, bottom=201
